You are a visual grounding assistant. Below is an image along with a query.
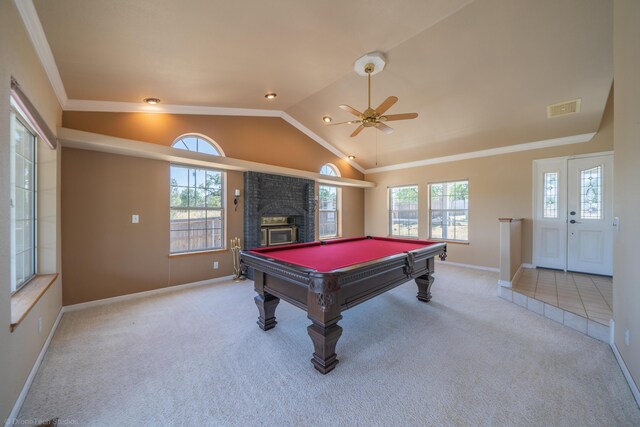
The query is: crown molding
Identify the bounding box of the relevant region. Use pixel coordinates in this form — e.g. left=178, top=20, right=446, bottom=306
left=280, top=112, right=364, bottom=173
left=14, top=0, right=68, bottom=107
left=364, top=133, right=597, bottom=174
left=64, top=99, right=283, bottom=117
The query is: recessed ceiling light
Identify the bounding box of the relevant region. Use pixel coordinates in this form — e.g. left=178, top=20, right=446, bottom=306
left=348, top=155, right=356, bottom=160
left=265, top=93, right=277, bottom=100
left=144, top=97, right=160, bottom=105
left=323, top=116, right=332, bottom=123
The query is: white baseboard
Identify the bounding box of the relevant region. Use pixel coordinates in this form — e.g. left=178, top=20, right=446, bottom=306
left=64, top=275, right=235, bottom=312
left=5, top=274, right=236, bottom=425
left=436, top=259, right=499, bottom=273
left=521, top=263, right=535, bottom=269
left=497, top=279, right=512, bottom=288
left=609, top=320, right=640, bottom=407
left=4, top=308, right=65, bottom=427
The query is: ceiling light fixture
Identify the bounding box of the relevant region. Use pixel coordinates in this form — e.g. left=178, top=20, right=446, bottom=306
left=348, top=155, right=356, bottom=160
left=144, top=97, right=160, bottom=105
left=323, top=116, right=332, bottom=123
left=264, top=93, right=277, bottom=100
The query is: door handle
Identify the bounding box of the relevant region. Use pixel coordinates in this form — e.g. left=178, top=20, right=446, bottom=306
left=569, top=219, right=582, bottom=224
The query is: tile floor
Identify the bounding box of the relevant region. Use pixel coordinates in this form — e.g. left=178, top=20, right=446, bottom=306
left=513, top=268, right=612, bottom=325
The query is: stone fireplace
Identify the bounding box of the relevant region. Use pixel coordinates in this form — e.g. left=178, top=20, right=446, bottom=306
left=243, top=172, right=315, bottom=251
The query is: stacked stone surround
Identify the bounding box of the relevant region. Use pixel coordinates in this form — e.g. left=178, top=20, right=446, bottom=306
left=243, top=171, right=315, bottom=250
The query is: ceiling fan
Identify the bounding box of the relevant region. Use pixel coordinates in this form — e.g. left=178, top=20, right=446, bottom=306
left=332, top=54, right=418, bottom=137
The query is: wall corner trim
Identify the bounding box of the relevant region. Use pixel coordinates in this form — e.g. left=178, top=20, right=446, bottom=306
left=364, top=133, right=597, bottom=174
left=609, top=320, right=640, bottom=407
left=13, top=0, right=68, bottom=108
left=4, top=308, right=65, bottom=427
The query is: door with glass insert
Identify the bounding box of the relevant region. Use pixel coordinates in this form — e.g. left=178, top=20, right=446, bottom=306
left=566, top=155, right=613, bottom=275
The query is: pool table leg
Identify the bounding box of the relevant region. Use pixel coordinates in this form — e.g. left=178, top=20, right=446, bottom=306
left=416, top=258, right=435, bottom=302
left=307, top=320, right=343, bottom=374
left=255, top=293, right=280, bottom=331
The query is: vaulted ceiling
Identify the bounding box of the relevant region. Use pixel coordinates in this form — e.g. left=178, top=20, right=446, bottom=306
left=33, top=0, right=613, bottom=170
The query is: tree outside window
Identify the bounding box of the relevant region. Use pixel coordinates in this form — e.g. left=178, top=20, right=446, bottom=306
left=429, top=180, right=469, bottom=242
left=389, top=185, right=418, bottom=238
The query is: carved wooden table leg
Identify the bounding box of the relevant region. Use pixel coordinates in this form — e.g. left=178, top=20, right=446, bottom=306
left=415, top=274, right=434, bottom=302
left=253, top=269, right=279, bottom=330
left=416, top=257, right=435, bottom=302
left=307, top=320, right=342, bottom=374
left=255, top=293, right=279, bottom=330
left=307, top=273, right=342, bottom=374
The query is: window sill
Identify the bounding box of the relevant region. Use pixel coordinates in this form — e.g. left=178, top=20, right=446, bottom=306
left=10, top=273, right=58, bottom=332
left=169, top=248, right=227, bottom=257
left=430, top=239, right=470, bottom=245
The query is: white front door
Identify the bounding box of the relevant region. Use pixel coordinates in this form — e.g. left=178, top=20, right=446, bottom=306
left=533, top=159, right=567, bottom=270
left=533, top=154, right=613, bottom=275
left=566, top=155, right=613, bottom=275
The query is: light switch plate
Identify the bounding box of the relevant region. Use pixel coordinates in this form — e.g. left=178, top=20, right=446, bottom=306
left=132, top=214, right=139, bottom=224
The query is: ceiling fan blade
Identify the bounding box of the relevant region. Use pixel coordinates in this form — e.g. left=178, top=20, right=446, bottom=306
left=339, top=104, right=363, bottom=118
left=329, top=120, right=362, bottom=126
left=374, top=96, right=398, bottom=115
left=382, top=113, right=418, bottom=121
left=376, top=122, right=394, bottom=134
left=350, top=125, right=365, bottom=137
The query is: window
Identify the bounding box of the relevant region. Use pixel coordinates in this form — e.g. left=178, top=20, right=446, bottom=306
left=580, top=166, right=602, bottom=219
left=319, top=164, right=340, bottom=239
left=170, top=134, right=225, bottom=253
left=389, top=185, right=418, bottom=238
left=429, top=180, right=469, bottom=242
left=10, top=110, right=37, bottom=292
left=543, top=172, right=559, bottom=218
left=172, top=134, right=224, bottom=156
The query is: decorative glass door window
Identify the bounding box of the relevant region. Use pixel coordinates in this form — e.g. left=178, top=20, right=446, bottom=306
left=543, top=172, right=559, bottom=218
left=580, top=166, right=602, bottom=219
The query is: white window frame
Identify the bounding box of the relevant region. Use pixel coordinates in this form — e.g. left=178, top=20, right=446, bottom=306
left=428, top=179, right=469, bottom=243
left=319, top=164, right=341, bottom=239
left=388, top=185, right=419, bottom=238
left=318, top=185, right=339, bottom=239
left=10, top=105, right=38, bottom=293
left=169, top=134, right=226, bottom=254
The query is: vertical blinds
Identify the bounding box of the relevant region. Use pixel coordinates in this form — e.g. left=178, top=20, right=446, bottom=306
left=10, top=77, right=57, bottom=150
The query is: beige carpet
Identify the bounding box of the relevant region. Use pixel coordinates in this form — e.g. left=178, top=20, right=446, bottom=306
left=17, top=264, right=640, bottom=426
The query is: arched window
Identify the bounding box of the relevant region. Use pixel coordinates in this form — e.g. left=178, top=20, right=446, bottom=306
left=169, top=134, right=225, bottom=253
left=171, top=134, right=225, bottom=156
left=320, top=163, right=340, bottom=177
left=319, top=164, right=340, bottom=239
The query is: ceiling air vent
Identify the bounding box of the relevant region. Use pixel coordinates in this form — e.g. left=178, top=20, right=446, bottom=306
left=547, top=99, right=581, bottom=118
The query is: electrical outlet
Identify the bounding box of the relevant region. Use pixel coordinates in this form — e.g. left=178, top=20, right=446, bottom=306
left=38, top=317, right=42, bottom=334
left=132, top=214, right=140, bottom=224
left=625, top=329, right=630, bottom=346
left=213, top=261, right=219, bottom=269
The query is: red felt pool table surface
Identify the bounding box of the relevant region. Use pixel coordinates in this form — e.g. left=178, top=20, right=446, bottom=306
left=248, top=236, right=441, bottom=272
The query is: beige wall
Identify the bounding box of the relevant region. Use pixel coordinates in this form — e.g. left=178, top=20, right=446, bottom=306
left=61, top=113, right=365, bottom=305
left=613, top=0, right=640, bottom=393
left=364, top=90, right=613, bottom=269
left=62, top=111, right=363, bottom=180
left=0, top=1, right=63, bottom=423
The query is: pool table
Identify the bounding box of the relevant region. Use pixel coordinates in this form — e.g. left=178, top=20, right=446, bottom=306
left=240, top=236, right=447, bottom=374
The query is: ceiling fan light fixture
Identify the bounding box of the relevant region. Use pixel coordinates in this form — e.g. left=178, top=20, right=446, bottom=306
left=144, top=97, right=160, bottom=105
left=322, top=116, right=332, bottom=123
left=264, top=93, right=277, bottom=100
